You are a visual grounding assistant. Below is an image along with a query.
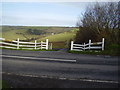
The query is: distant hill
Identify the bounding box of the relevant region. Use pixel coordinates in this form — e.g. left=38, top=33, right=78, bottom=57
left=1, top=26, right=78, bottom=42
left=1, top=26, right=79, bottom=48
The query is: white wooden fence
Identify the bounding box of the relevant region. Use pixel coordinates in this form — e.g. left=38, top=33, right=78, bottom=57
left=71, top=38, right=104, bottom=51
left=0, top=38, right=50, bottom=50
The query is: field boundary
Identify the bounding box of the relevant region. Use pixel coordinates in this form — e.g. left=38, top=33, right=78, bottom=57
left=71, top=38, right=104, bottom=51
left=0, top=38, right=52, bottom=50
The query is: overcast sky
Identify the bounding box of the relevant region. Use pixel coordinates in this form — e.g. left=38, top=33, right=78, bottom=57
left=1, top=0, right=119, bottom=26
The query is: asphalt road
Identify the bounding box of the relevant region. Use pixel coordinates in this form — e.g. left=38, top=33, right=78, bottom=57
left=1, top=49, right=119, bottom=88
left=2, top=49, right=119, bottom=65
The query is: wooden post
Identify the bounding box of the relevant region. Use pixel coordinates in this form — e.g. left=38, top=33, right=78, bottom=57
left=102, top=38, right=104, bottom=51
left=46, top=39, right=48, bottom=50
left=70, top=41, right=73, bottom=50
left=89, top=40, right=91, bottom=50
left=83, top=43, right=85, bottom=51
left=17, top=38, right=19, bottom=49
left=35, top=40, right=37, bottom=50
left=50, top=43, right=52, bottom=50
left=41, top=41, right=42, bottom=50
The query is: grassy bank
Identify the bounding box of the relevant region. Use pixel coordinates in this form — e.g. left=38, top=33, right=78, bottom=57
left=0, top=80, right=1, bottom=89
left=2, top=81, right=11, bottom=88
left=0, top=47, right=56, bottom=52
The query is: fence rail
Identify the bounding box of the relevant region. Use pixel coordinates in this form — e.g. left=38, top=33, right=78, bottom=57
left=0, top=38, right=51, bottom=50
left=71, top=38, right=104, bottom=51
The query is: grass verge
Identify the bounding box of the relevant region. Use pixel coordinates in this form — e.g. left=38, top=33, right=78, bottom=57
left=0, top=48, right=56, bottom=51
left=2, top=80, right=11, bottom=88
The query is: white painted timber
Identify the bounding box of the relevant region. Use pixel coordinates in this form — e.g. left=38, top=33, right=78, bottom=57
left=71, top=38, right=105, bottom=51
left=0, top=38, right=50, bottom=50
left=73, top=44, right=84, bottom=47
left=0, top=46, right=16, bottom=49
left=0, top=42, right=18, bottom=46
left=0, top=38, right=5, bottom=40
left=70, top=41, right=74, bottom=50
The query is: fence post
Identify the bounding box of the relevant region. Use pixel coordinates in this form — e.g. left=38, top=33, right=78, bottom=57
left=89, top=40, right=91, bottom=50
left=70, top=41, right=73, bottom=50
left=83, top=43, right=85, bottom=51
left=17, top=38, right=19, bottom=49
left=46, top=39, right=48, bottom=50
left=102, top=38, right=104, bottom=51
left=50, top=43, right=52, bottom=50
left=41, top=41, right=42, bottom=50
left=35, top=40, right=37, bottom=50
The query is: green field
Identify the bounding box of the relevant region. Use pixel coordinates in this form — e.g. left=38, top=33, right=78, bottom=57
left=39, top=32, right=76, bottom=42
left=1, top=26, right=77, bottom=41
left=1, top=26, right=119, bottom=56
left=2, top=29, right=41, bottom=40
left=1, top=26, right=78, bottom=48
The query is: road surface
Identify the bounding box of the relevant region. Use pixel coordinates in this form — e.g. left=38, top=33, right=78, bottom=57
left=1, top=49, right=119, bottom=88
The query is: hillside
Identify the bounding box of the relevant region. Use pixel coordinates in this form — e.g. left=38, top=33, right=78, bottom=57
left=1, top=26, right=78, bottom=41
left=1, top=26, right=78, bottom=49
left=39, top=31, right=76, bottom=42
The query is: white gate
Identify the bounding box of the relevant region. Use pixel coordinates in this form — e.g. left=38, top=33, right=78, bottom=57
left=71, top=38, right=104, bottom=51
left=0, top=38, right=49, bottom=50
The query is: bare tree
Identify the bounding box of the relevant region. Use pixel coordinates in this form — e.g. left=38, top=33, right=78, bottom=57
left=75, top=2, right=119, bottom=44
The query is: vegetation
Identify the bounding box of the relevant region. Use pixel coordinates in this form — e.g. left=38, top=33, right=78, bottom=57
left=1, top=2, right=119, bottom=56
left=0, top=47, right=56, bottom=51
left=69, top=44, right=120, bottom=56
left=27, top=29, right=46, bottom=35
left=1, top=26, right=77, bottom=49
left=75, top=2, right=119, bottom=44
left=0, top=80, right=1, bottom=89
left=1, top=26, right=76, bottom=42
left=69, top=43, right=120, bottom=56
left=2, top=28, right=41, bottom=40
left=39, top=31, right=76, bottom=42
left=2, top=80, right=11, bottom=88
left=74, top=2, right=119, bottom=55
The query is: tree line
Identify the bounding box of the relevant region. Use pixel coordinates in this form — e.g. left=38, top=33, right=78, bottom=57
left=75, top=2, right=119, bottom=45
left=27, top=29, right=46, bottom=35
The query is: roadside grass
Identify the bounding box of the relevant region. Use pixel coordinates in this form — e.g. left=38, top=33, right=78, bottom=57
left=104, top=44, right=120, bottom=56
left=0, top=47, right=56, bottom=51
left=50, top=42, right=66, bottom=49
left=68, top=44, right=120, bottom=56
left=0, top=80, right=1, bottom=89
left=1, top=44, right=119, bottom=56
left=1, top=80, right=11, bottom=88
left=68, top=50, right=119, bottom=56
